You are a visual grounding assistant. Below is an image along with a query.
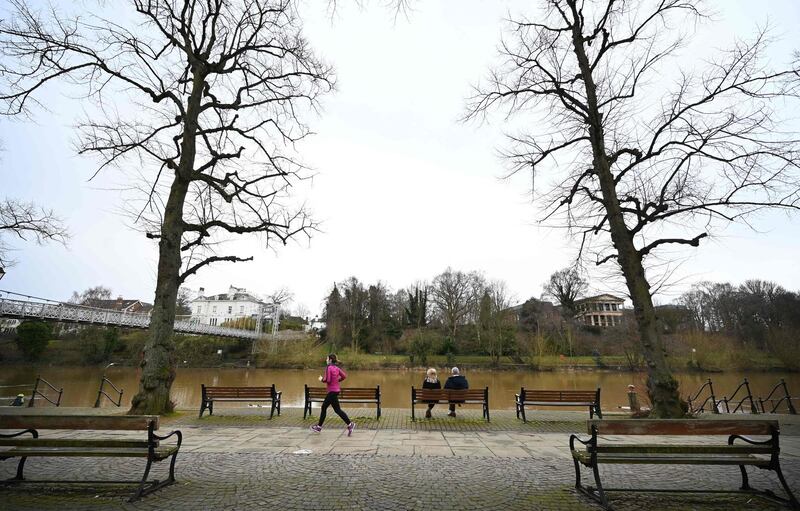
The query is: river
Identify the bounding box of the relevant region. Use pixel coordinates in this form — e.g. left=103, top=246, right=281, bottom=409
left=1, top=365, right=797, bottom=412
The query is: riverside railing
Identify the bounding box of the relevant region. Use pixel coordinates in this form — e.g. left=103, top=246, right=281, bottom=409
left=758, top=379, right=797, bottom=415
left=94, top=376, right=124, bottom=408
left=28, top=375, right=63, bottom=407
left=687, top=378, right=719, bottom=414
left=719, top=378, right=759, bottom=414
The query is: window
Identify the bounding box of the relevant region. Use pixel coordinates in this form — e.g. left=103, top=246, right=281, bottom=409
left=240, top=305, right=244, bottom=313
left=212, top=306, right=217, bottom=313
left=611, top=303, right=618, bottom=311
left=604, top=303, right=610, bottom=311
left=227, top=306, right=233, bottom=314
left=210, top=318, right=217, bottom=326
left=196, top=306, right=201, bottom=314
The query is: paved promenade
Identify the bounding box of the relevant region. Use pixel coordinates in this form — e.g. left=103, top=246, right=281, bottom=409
left=1, top=407, right=799, bottom=510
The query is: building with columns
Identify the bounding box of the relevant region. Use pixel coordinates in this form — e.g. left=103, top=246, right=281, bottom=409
left=574, top=294, right=625, bottom=327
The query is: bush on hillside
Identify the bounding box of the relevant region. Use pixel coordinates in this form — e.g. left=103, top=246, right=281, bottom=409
left=16, top=321, right=51, bottom=361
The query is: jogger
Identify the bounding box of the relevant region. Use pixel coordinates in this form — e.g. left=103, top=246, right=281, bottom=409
left=311, top=354, right=356, bottom=436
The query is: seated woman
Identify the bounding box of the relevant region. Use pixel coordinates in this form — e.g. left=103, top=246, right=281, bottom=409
left=422, top=368, right=441, bottom=419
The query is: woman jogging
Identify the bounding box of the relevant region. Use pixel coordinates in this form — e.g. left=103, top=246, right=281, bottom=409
left=311, top=354, right=356, bottom=435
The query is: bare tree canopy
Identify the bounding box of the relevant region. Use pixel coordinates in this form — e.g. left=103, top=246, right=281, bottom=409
left=0, top=0, right=333, bottom=414
left=542, top=267, right=587, bottom=312
left=0, top=198, right=68, bottom=267
left=430, top=267, right=484, bottom=339
left=466, top=0, right=800, bottom=416
left=68, top=285, right=113, bottom=305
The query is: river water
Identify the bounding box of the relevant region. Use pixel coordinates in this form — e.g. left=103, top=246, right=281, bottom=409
left=1, top=365, right=797, bottom=412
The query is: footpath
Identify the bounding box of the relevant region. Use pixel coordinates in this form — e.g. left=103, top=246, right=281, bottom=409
left=1, top=407, right=798, bottom=510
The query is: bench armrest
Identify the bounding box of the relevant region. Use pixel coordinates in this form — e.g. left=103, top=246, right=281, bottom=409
left=0, top=428, right=38, bottom=440
left=569, top=434, right=592, bottom=452
left=152, top=428, right=183, bottom=449
left=728, top=434, right=774, bottom=446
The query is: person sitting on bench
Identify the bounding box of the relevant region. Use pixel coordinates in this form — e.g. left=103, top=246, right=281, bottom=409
left=444, top=367, right=469, bottom=417
left=422, top=368, right=441, bottom=419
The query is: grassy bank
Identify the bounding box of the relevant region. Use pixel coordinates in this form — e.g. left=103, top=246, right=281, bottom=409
left=1, top=331, right=794, bottom=373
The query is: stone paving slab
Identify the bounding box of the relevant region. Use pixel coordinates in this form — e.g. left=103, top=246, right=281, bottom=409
left=1, top=452, right=797, bottom=510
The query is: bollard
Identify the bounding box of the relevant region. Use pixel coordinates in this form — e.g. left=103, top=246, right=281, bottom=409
left=627, top=384, right=640, bottom=413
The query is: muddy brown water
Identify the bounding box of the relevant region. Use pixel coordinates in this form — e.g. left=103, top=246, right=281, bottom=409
left=1, top=365, right=797, bottom=412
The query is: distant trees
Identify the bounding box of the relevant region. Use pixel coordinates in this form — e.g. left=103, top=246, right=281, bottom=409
left=404, top=285, right=428, bottom=329
left=542, top=268, right=588, bottom=314
left=680, top=280, right=800, bottom=349
left=69, top=286, right=113, bottom=306
left=429, top=268, right=484, bottom=340
left=0, top=198, right=68, bottom=268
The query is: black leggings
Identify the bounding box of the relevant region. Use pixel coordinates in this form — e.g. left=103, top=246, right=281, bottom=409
left=319, top=391, right=350, bottom=426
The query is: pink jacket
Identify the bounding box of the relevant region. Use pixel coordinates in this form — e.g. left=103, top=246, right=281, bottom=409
left=322, top=364, right=347, bottom=392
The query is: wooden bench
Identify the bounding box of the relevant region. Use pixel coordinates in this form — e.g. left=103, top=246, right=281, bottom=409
left=569, top=419, right=799, bottom=510
left=0, top=414, right=181, bottom=502
left=303, top=385, right=381, bottom=419
left=199, top=384, right=281, bottom=418
left=515, top=388, right=602, bottom=422
left=411, top=387, right=490, bottom=422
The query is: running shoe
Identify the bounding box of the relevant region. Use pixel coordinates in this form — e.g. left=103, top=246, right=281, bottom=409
left=311, top=425, right=322, bottom=432
left=347, top=422, right=356, bottom=436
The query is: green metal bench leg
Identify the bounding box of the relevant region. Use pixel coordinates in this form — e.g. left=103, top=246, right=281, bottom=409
left=270, top=401, right=276, bottom=419
left=13, top=456, right=27, bottom=481
left=738, top=464, right=751, bottom=490
left=775, top=464, right=800, bottom=509
left=130, top=457, right=154, bottom=502
left=521, top=403, right=527, bottom=423
left=591, top=463, right=611, bottom=510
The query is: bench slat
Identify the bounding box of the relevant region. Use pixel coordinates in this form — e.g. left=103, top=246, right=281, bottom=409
left=588, top=419, right=778, bottom=436
left=594, top=444, right=774, bottom=454
left=0, top=439, right=153, bottom=448
left=0, top=446, right=178, bottom=458
left=572, top=450, right=770, bottom=466
left=0, top=415, right=159, bottom=431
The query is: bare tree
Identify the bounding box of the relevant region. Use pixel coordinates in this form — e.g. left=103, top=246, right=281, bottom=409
left=430, top=267, right=483, bottom=340
left=542, top=267, right=588, bottom=313
left=267, top=287, right=294, bottom=307
left=69, top=285, right=113, bottom=305
left=0, top=198, right=68, bottom=268
left=0, top=0, right=332, bottom=414
left=466, top=0, right=800, bottom=416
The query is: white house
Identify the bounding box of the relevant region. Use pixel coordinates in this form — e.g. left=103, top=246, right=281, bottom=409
left=191, top=285, right=266, bottom=326
left=574, top=294, right=625, bottom=327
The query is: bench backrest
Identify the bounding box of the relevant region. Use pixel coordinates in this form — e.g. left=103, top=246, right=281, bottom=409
left=522, top=388, right=599, bottom=403
left=203, top=385, right=275, bottom=399
left=305, top=385, right=380, bottom=400
left=588, top=419, right=779, bottom=436
left=413, top=387, right=488, bottom=401
left=0, top=414, right=159, bottom=431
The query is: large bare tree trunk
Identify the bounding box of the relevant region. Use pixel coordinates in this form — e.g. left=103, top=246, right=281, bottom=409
left=129, top=74, right=202, bottom=415
left=568, top=4, right=684, bottom=417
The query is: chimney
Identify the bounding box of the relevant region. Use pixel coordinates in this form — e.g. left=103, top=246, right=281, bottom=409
left=198, top=287, right=205, bottom=298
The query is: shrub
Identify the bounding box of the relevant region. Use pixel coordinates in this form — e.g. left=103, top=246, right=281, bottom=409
left=16, top=321, right=51, bottom=361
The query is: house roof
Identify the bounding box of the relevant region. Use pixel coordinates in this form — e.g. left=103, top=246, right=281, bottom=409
left=83, top=298, right=148, bottom=311
left=192, top=292, right=264, bottom=304
left=575, top=294, right=625, bottom=304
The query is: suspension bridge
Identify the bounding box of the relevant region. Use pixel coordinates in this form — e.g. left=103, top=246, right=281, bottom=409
left=0, top=290, right=281, bottom=340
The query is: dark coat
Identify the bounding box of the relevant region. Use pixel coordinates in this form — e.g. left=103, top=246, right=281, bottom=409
left=444, top=375, right=468, bottom=390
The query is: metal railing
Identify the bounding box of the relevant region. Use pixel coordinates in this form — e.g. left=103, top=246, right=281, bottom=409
left=94, top=376, right=124, bottom=408
left=28, top=375, right=63, bottom=407
left=0, top=290, right=272, bottom=340
left=720, top=378, right=759, bottom=414
left=758, top=379, right=797, bottom=415
left=687, top=378, right=719, bottom=414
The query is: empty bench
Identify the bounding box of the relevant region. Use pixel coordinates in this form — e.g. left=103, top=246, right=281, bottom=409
left=411, top=387, right=490, bottom=422
left=0, top=414, right=181, bottom=502
left=304, top=385, right=381, bottom=419
left=569, top=419, right=799, bottom=510
left=515, top=388, right=601, bottom=422
left=199, top=384, right=282, bottom=418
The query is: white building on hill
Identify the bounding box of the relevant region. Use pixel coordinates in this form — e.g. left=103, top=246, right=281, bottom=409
left=191, top=285, right=267, bottom=327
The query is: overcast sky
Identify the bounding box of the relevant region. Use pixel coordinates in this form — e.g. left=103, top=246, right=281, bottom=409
left=1, top=0, right=799, bottom=317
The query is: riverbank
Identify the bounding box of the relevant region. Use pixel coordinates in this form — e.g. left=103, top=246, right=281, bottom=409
left=1, top=334, right=795, bottom=373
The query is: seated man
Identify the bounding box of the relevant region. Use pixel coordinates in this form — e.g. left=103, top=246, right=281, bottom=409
left=443, top=367, right=468, bottom=417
